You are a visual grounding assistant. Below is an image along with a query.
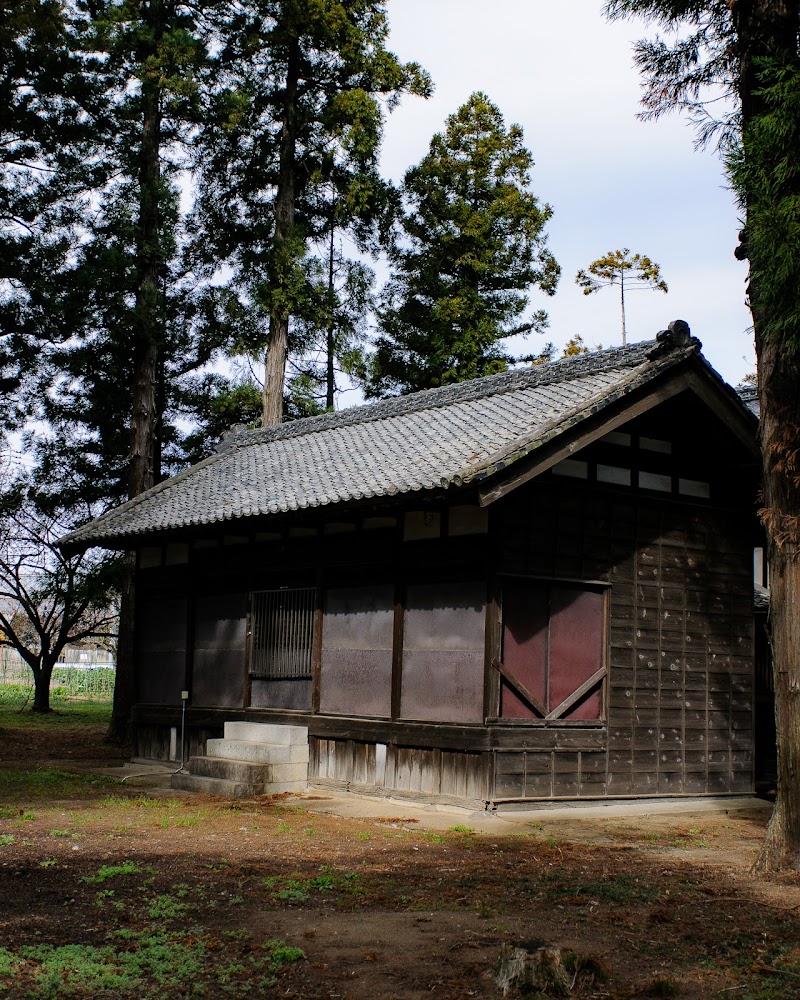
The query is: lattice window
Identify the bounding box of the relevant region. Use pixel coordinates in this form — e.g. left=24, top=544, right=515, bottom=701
left=250, top=588, right=315, bottom=679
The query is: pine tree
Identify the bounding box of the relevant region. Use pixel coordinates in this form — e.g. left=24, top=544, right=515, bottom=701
left=605, top=0, right=800, bottom=871
left=364, top=92, right=560, bottom=397
left=0, top=0, right=98, bottom=433
left=34, top=0, right=233, bottom=740
left=575, top=248, right=667, bottom=344
left=192, top=0, right=430, bottom=425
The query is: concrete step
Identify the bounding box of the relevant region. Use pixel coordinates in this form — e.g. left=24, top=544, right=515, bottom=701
left=171, top=772, right=257, bottom=797
left=188, top=755, right=308, bottom=786
left=223, top=721, right=309, bottom=746
left=268, top=761, right=308, bottom=784
left=206, top=738, right=309, bottom=765
left=188, top=756, right=268, bottom=786
left=262, top=781, right=308, bottom=795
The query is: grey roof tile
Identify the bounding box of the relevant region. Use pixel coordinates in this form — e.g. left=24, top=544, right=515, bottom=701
left=62, top=325, right=715, bottom=549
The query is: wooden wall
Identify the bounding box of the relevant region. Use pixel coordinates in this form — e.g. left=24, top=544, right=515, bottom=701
left=493, top=477, right=754, bottom=799
left=312, top=738, right=488, bottom=806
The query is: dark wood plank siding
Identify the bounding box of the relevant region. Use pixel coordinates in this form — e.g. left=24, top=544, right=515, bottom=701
left=136, top=597, right=187, bottom=705
left=493, top=477, right=754, bottom=799
left=192, top=593, right=248, bottom=708
left=312, top=737, right=488, bottom=805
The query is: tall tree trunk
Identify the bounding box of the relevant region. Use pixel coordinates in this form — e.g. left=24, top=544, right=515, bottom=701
left=109, top=2, right=165, bottom=743
left=734, top=0, right=800, bottom=871
left=753, top=332, right=800, bottom=870
left=32, top=658, right=54, bottom=713
left=262, top=33, right=300, bottom=427
left=326, top=211, right=336, bottom=411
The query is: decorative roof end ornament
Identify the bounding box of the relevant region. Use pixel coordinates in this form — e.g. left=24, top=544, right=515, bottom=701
left=646, top=319, right=701, bottom=360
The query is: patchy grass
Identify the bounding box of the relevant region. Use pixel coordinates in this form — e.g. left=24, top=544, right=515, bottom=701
left=0, top=720, right=794, bottom=999
left=538, top=870, right=663, bottom=905
left=262, top=866, right=362, bottom=904
left=1, top=931, right=303, bottom=998
left=0, top=768, right=117, bottom=802
left=0, top=700, right=112, bottom=727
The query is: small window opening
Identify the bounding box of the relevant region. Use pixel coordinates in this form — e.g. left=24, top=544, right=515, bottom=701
left=250, top=587, right=315, bottom=679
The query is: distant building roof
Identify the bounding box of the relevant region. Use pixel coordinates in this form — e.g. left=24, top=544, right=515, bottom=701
left=737, top=385, right=760, bottom=417
left=61, top=321, right=753, bottom=551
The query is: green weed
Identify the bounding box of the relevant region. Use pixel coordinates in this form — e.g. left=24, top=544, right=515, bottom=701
left=146, top=895, right=188, bottom=921
left=276, top=883, right=309, bottom=902
left=222, top=929, right=251, bottom=942
left=268, top=941, right=304, bottom=968
left=82, top=861, right=140, bottom=884
left=0, top=947, right=21, bottom=977
left=264, top=866, right=361, bottom=904
left=0, top=835, right=14, bottom=847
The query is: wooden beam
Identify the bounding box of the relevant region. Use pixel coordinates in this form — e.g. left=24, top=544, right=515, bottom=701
left=546, top=667, right=606, bottom=721
left=311, top=569, right=324, bottom=714
left=479, top=374, right=693, bottom=506
left=391, top=577, right=405, bottom=720
left=491, top=658, right=547, bottom=718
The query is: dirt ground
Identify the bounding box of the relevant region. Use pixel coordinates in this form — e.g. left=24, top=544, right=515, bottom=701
left=1, top=719, right=800, bottom=999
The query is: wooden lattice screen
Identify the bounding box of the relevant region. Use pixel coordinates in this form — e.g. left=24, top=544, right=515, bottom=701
left=250, top=588, right=315, bottom=679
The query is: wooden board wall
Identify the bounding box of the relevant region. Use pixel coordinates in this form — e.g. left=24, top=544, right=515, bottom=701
left=494, top=478, right=754, bottom=799
left=311, top=737, right=488, bottom=805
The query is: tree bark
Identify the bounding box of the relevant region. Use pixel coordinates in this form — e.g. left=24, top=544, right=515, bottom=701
left=128, top=24, right=163, bottom=499
left=262, top=32, right=300, bottom=427
left=32, top=660, right=54, bottom=713
left=326, top=211, right=336, bottom=410
left=753, top=332, right=800, bottom=870
left=109, top=0, right=165, bottom=742
left=733, top=0, right=800, bottom=871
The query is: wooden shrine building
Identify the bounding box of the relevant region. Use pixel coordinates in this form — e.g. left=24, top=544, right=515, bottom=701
left=63, top=322, right=762, bottom=806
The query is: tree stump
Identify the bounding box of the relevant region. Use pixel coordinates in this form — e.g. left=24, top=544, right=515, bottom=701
left=495, top=943, right=571, bottom=997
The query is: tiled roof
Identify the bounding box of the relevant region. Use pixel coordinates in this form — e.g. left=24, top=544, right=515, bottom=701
left=61, top=323, right=710, bottom=550
left=737, top=386, right=760, bottom=417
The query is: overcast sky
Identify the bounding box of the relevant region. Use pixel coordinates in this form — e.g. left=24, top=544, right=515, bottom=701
left=379, top=0, right=754, bottom=386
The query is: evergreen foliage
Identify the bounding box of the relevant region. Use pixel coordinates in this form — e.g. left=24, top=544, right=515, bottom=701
left=606, top=0, right=800, bottom=872
left=192, top=0, right=431, bottom=424
left=363, top=92, right=560, bottom=397
left=0, top=0, right=99, bottom=433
